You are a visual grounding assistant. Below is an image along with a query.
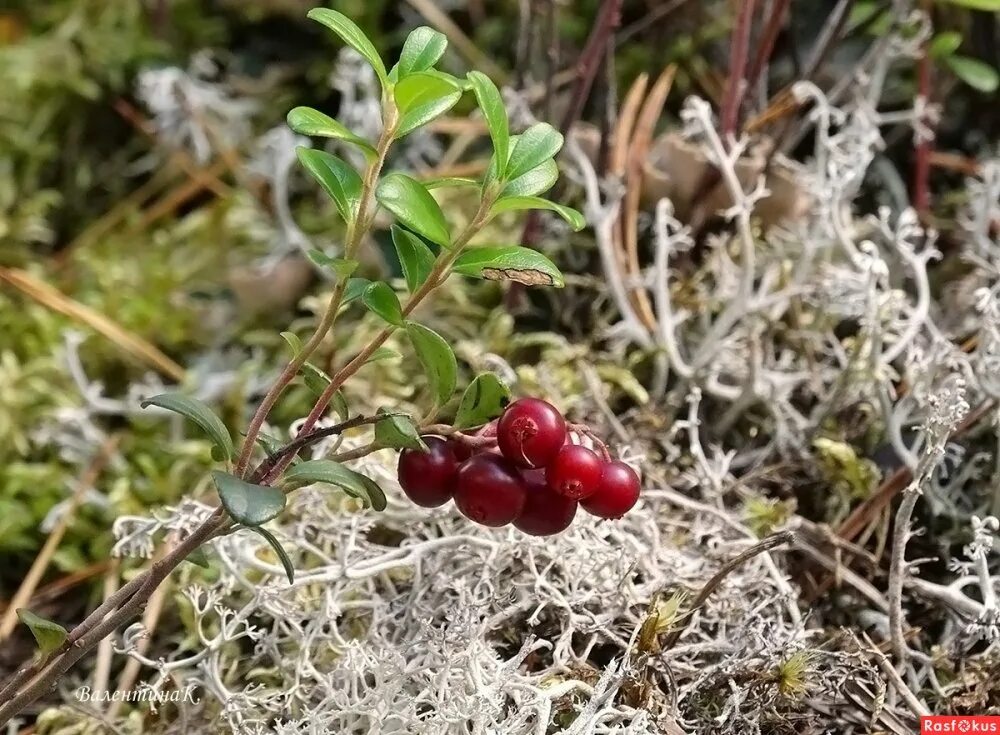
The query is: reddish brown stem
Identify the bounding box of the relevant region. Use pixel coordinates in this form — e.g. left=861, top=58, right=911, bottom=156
left=719, top=0, right=758, bottom=141
left=745, top=0, right=791, bottom=93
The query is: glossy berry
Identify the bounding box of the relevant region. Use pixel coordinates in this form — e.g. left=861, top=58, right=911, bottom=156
left=397, top=436, right=459, bottom=508
left=448, top=438, right=474, bottom=461
left=514, top=472, right=577, bottom=536
left=581, top=461, right=641, bottom=519
left=454, top=454, right=527, bottom=527
left=546, top=444, right=603, bottom=499
left=497, top=398, right=566, bottom=469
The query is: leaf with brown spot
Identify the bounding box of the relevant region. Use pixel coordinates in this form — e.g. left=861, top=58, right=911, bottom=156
left=452, top=246, right=564, bottom=287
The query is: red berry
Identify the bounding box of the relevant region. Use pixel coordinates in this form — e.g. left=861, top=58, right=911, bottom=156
left=449, top=438, right=474, bottom=461
left=581, top=461, right=640, bottom=519
left=514, top=472, right=577, bottom=536
left=454, top=454, right=527, bottom=527
left=497, top=398, right=566, bottom=469
left=397, top=436, right=459, bottom=508
left=546, top=444, right=603, bottom=499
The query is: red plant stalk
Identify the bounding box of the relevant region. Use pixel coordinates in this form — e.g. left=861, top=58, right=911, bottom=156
left=719, top=0, right=758, bottom=142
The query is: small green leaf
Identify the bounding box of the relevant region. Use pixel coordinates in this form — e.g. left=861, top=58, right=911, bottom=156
left=362, top=282, right=404, bottom=326
left=376, top=173, right=451, bottom=246
left=16, top=609, right=67, bottom=654
left=249, top=526, right=294, bottom=584
left=331, top=390, right=350, bottom=420
left=297, top=147, right=363, bottom=224
left=391, top=226, right=436, bottom=292
left=938, top=0, right=1000, bottom=10
left=185, top=546, right=211, bottom=569
left=946, top=55, right=1000, bottom=92
left=306, top=251, right=359, bottom=279
left=452, top=245, right=564, bottom=287
left=491, top=196, right=585, bottom=230
left=367, top=347, right=402, bottom=364
left=307, top=8, right=388, bottom=86
left=929, top=31, right=962, bottom=59
left=467, top=71, right=509, bottom=178
left=505, top=123, right=564, bottom=180
left=423, top=176, right=479, bottom=190
left=344, top=277, right=372, bottom=304
left=454, top=373, right=511, bottom=429
left=501, top=159, right=559, bottom=197
left=141, top=394, right=234, bottom=461
left=405, top=322, right=457, bottom=406
left=212, top=471, right=286, bottom=526
left=374, top=409, right=427, bottom=450
left=397, top=26, right=448, bottom=77
left=280, top=331, right=302, bottom=356
left=393, top=72, right=462, bottom=138
left=282, top=460, right=387, bottom=510
left=286, top=107, right=376, bottom=158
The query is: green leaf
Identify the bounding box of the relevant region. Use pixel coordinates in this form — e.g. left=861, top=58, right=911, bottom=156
left=307, top=8, right=388, bottom=86
left=286, top=107, right=376, bottom=158
left=300, top=363, right=345, bottom=414
left=140, top=394, right=234, bottom=461
left=367, top=346, right=402, bottom=364
left=376, top=173, right=450, bottom=246
left=938, top=0, right=1000, bottom=10
left=405, top=322, right=457, bottom=406
left=501, top=159, right=559, bottom=197
left=397, top=26, right=448, bottom=77
left=391, top=226, right=436, bottom=292
left=185, top=546, right=211, bottom=568
left=280, top=331, right=302, bottom=357
left=946, top=55, right=1000, bottom=92
left=306, top=250, right=359, bottom=279
left=505, top=123, right=564, bottom=180
left=212, top=471, right=286, bottom=526
left=454, top=373, right=511, bottom=429
left=374, top=409, right=427, bottom=450
left=16, top=609, right=67, bottom=654
left=344, top=277, right=372, bottom=304
left=491, top=196, right=585, bottom=230
left=929, top=31, right=962, bottom=59
left=467, top=71, right=509, bottom=178
left=249, top=526, right=294, bottom=584
left=423, top=176, right=479, bottom=190
left=362, top=282, right=404, bottom=326
left=297, top=147, right=363, bottom=224
left=393, top=72, right=462, bottom=138
left=452, top=245, right=564, bottom=287
left=282, top=460, right=387, bottom=510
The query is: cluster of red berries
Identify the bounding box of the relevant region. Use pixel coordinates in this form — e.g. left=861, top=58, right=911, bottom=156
left=397, top=398, right=641, bottom=536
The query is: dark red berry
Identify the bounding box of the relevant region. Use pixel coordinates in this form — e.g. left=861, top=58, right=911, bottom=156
left=581, top=461, right=640, bottom=519
left=397, top=436, right=459, bottom=508
left=497, top=398, right=566, bottom=469
left=454, top=454, right=527, bottom=527
left=546, top=444, right=603, bottom=499
left=514, top=472, right=577, bottom=536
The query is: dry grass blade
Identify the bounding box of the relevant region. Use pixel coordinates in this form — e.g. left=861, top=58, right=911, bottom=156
left=0, top=268, right=186, bottom=382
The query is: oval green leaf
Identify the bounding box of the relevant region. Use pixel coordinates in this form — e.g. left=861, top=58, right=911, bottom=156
left=306, top=251, right=359, bottom=279
left=140, top=393, right=234, bottom=461
left=307, top=8, right=387, bottom=86
left=491, top=196, right=585, bottom=231
left=452, top=245, right=564, bottom=287
left=282, top=460, right=387, bottom=510
left=423, top=176, right=479, bottom=190
left=467, top=71, right=509, bottom=178
left=397, top=26, right=448, bottom=77
left=929, top=32, right=962, bottom=59
left=17, top=609, right=67, bottom=654
left=405, top=321, right=457, bottom=406
left=249, top=526, right=294, bottom=584
left=362, top=281, right=404, bottom=326
left=454, top=373, right=511, bottom=429
left=501, top=159, right=559, bottom=198
left=296, top=147, right=363, bottom=224
left=946, top=55, right=1000, bottom=92
left=391, top=225, right=436, bottom=293
left=393, top=72, right=462, bottom=138
left=376, top=173, right=450, bottom=246
left=374, top=409, right=427, bottom=450
left=505, top=122, right=564, bottom=181
left=212, top=471, right=286, bottom=526
left=286, top=107, right=376, bottom=158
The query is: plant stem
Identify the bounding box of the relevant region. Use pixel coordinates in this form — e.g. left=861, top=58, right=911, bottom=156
left=719, top=0, right=757, bottom=141
left=234, top=126, right=396, bottom=478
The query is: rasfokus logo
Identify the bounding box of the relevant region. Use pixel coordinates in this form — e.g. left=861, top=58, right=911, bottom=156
left=75, top=684, right=201, bottom=711
left=922, top=716, right=1000, bottom=733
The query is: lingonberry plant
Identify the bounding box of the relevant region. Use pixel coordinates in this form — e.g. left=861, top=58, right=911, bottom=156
left=0, top=8, right=595, bottom=724
left=398, top=398, right=643, bottom=535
